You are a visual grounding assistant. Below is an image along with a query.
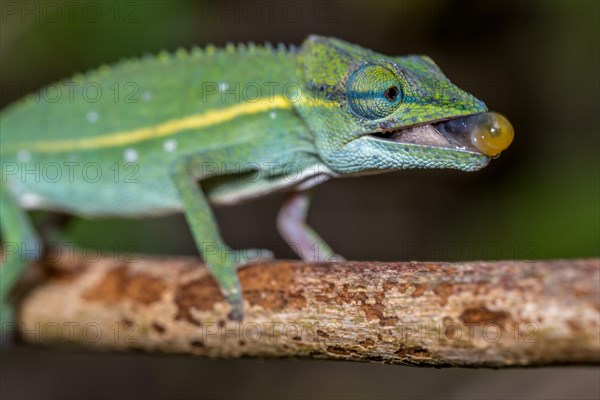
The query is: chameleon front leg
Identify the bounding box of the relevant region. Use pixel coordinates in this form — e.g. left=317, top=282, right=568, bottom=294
left=170, top=152, right=272, bottom=320
left=0, top=183, right=42, bottom=340
left=277, top=190, right=343, bottom=262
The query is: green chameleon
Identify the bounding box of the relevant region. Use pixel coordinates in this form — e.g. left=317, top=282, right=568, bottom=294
left=0, top=35, right=513, bottom=327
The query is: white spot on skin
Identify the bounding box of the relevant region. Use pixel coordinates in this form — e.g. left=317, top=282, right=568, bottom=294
left=218, top=82, right=229, bottom=92
left=17, top=150, right=31, bottom=162
left=20, top=192, right=46, bottom=208
left=270, top=111, right=277, bottom=119
left=141, top=91, right=152, bottom=102
left=124, top=148, right=139, bottom=162
left=221, top=287, right=239, bottom=296
left=86, top=111, right=99, bottom=123
left=163, top=139, right=177, bottom=152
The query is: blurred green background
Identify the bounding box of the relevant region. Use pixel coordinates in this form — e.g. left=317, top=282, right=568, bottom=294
left=1, top=0, right=599, bottom=399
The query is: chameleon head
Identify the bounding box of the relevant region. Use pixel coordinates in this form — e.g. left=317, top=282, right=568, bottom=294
left=294, top=35, right=513, bottom=175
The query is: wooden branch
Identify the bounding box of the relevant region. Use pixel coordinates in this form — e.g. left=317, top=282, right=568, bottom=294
left=10, top=255, right=600, bottom=367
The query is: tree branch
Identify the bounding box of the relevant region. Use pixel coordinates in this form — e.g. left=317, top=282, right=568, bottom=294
left=11, top=255, right=600, bottom=367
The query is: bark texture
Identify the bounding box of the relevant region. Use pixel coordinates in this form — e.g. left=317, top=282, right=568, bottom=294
left=12, top=256, right=600, bottom=367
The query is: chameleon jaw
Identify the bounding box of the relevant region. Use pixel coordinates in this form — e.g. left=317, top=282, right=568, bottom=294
left=368, top=112, right=514, bottom=157
left=369, top=122, right=481, bottom=155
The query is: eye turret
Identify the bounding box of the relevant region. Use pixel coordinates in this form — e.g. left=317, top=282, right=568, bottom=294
left=347, top=64, right=403, bottom=119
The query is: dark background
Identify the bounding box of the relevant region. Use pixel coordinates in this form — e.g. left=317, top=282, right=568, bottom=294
left=1, top=0, right=599, bottom=399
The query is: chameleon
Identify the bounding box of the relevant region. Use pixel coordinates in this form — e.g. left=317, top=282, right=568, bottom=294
left=0, top=35, right=513, bottom=328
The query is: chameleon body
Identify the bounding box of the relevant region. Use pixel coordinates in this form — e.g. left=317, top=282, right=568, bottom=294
left=0, top=36, right=513, bottom=326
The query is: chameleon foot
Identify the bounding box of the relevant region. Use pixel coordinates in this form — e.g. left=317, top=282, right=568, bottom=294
left=210, top=248, right=273, bottom=321
left=221, top=282, right=244, bottom=321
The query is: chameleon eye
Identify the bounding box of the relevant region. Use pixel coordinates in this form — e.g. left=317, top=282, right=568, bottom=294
left=347, top=64, right=403, bottom=119
left=384, top=86, right=400, bottom=101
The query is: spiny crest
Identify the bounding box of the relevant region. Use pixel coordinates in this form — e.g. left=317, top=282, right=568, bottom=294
left=175, top=47, right=188, bottom=59
left=50, top=40, right=298, bottom=93
left=152, top=40, right=295, bottom=62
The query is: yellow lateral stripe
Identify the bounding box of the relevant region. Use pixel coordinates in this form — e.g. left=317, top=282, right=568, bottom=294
left=10, top=96, right=292, bottom=153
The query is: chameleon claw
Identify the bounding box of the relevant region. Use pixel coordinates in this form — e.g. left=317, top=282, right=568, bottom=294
left=221, top=284, right=245, bottom=321
left=215, top=247, right=274, bottom=321
left=228, top=305, right=244, bottom=321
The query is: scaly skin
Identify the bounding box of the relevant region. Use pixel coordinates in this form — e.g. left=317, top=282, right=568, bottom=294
left=0, top=35, right=502, bottom=328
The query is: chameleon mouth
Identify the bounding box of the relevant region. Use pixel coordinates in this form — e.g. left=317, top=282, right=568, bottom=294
left=369, top=112, right=514, bottom=157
